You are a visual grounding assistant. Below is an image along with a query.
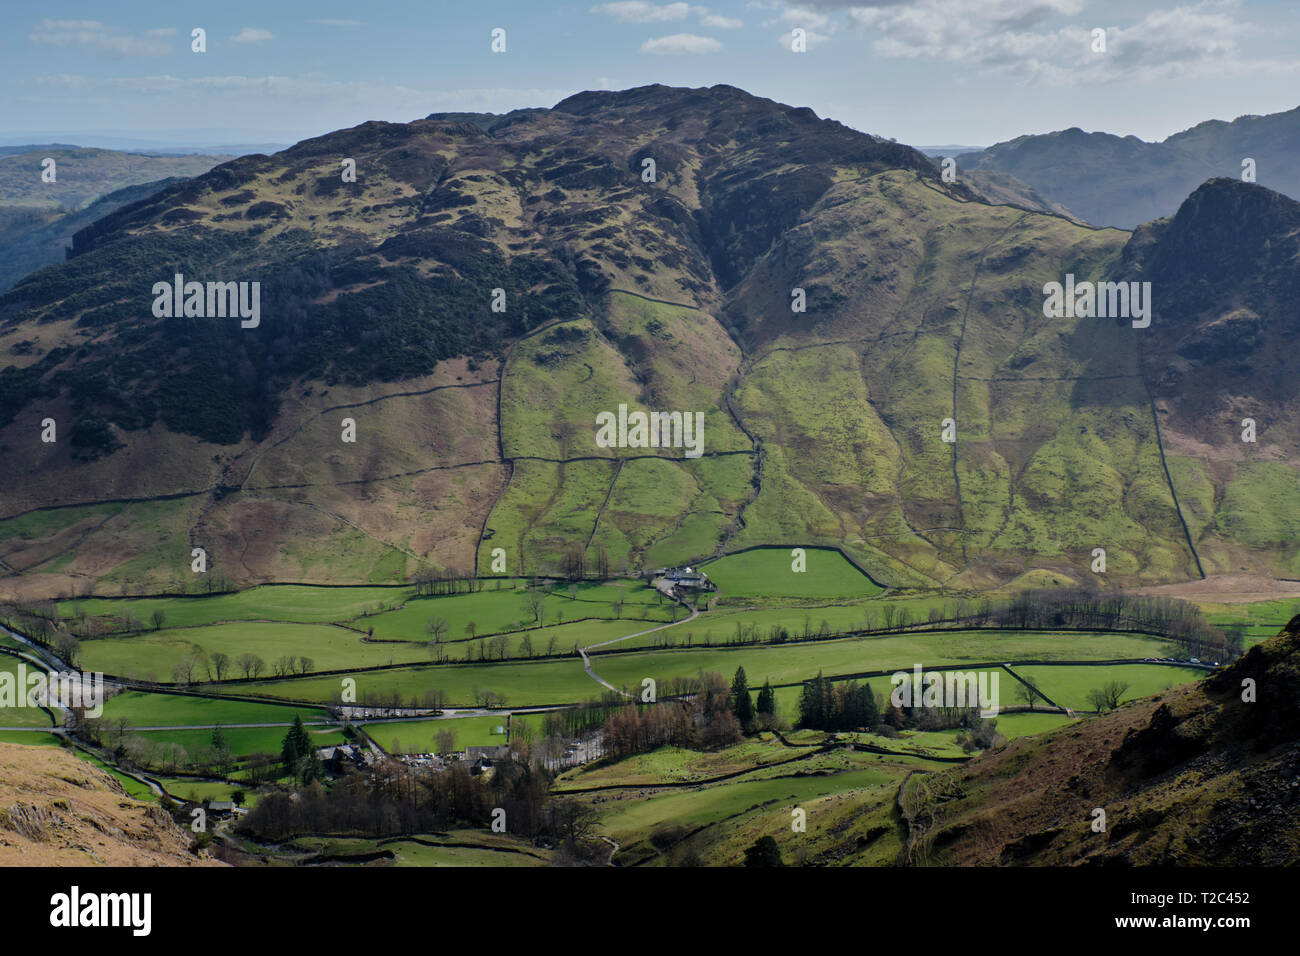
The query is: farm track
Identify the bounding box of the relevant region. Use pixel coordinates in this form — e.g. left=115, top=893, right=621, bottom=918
left=577, top=604, right=700, bottom=697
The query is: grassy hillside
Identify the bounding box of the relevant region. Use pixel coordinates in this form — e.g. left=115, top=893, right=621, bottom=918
left=1, top=86, right=1294, bottom=597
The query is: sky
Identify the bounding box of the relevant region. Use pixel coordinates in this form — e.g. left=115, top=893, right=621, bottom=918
left=2, top=0, right=1299, bottom=151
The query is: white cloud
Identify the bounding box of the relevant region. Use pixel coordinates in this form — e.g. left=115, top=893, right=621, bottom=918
left=639, top=32, right=724, bottom=53
left=701, top=14, right=744, bottom=28
left=230, top=27, right=274, bottom=44
left=776, top=5, right=832, bottom=30
left=841, top=0, right=1298, bottom=85
left=592, top=2, right=694, bottom=22
left=28, top=19, right=173, bottom=57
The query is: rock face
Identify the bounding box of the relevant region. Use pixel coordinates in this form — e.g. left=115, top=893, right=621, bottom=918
left=0, top=742, right=224, bottom=866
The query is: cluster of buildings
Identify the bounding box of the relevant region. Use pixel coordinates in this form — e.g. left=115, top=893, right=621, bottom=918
left=648, top=565, right=716, bottom=600
left=392, top=744, right=511, bottom=775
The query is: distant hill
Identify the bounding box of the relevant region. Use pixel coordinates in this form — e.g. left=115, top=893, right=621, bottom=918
left=0, top=147, right=232, bottom=210
left=961, top=106, right=1300, bottom=228
left=888, top=615, right=1300, bottom=865
left=0, top=144, right=81, bottom=158
left=917, top=145, right=985, bottom=157
left=0, top=146, right=230, bottom=294
left=0, top=178, right=189, bottom=293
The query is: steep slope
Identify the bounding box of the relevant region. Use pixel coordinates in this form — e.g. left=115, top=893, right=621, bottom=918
left=962, top=106, right=1300, bottom=228
left=1124, top=178, right=1300, bottom=579
left=0, top=741, right=222, bottom=866
left=0, top=85, right=1291, bottom=596
left=887, top=615, right=1300, bottom=865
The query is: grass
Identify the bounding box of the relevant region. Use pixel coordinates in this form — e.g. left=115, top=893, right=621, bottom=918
left=133, top=724, right=344, bottom=760
left=555, top=736, right=803, bottom=791
left=993, top=711, right=1076, bottom=738
left=286, top=832, right=550, bottom=867
left=701, top=547, right=883, bottom=599
left=0, top=730, right=61, bottom=745
left=152, top=776, right=264, bottom=807
left=380, top=837, right=550, bottom=867
left=1009, top=662, right=1206, bottom=711
left=0, top=501, right=124, bottom=542
left=74, top=750, right=156, bottom=800
left=80, top=620, right=427, bottom=679
left=101, top=690, right=331, bottom=727
left=240, top=628, right=1170, bottom=707
left=59, top=584, right=412, bottom=629
left=363, top=715, right=508, bottom=754
left=591, top=765, right=901, bottom=845
left=0, top=655, right=57, bottom=727
left=360, top=580, right=670, bottom=643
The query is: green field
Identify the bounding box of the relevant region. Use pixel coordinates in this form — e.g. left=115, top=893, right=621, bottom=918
left=0, top=655, right=57, bottom=727
left=702, top=547, right=883, bottom=599
left=101, top=690, right=331, bottom=727
left=0, top=730, right=61, bottom=746
left=240, top=629, right=1170, bottom=708
left=1197, top=597, right=1299, bottom=646
left=363, top=715, right=508, bottom=754
left=361, top=580, right=672, bottom=642
left=992, top=711, right=1076, bottom=738
left=555, top=736, right=808, bottom=791
left=591, top=764, right=900, bottom=845
left=59, top=584, right=411, bottom=629
left=151, top=775, right=267, bottom=807
left=72, top=580, right=679, bottom=682
left=1009, top=662, right=1206, bottom=711
left=81, top=621, right=429, bottom=679
left=133, top=724, right=345, bottom=761
left=285, top=832, right=550, bottom=867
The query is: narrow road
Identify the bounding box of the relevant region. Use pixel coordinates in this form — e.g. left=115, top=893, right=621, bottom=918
left=577, top=604, right=700, bottom=698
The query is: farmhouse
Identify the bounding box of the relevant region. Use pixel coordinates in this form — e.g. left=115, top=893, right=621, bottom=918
left=659, top=566, right=715, bottom=591
left=204, top=800, right=235, bottom=820
left=319, top=744, right=369, bottom=773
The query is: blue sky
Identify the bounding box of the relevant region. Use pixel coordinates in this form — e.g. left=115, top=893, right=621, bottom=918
left=3, top=0, right=1299, bottom=149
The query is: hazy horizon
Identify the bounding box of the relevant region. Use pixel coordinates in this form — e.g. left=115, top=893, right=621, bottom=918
left=4, top=1, right=1299, bottom=152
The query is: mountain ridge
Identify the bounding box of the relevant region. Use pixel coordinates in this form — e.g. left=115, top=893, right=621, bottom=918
left=962, top=105, right=1300, bottom=228
left=0, top=85, right=1296, bottom=598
